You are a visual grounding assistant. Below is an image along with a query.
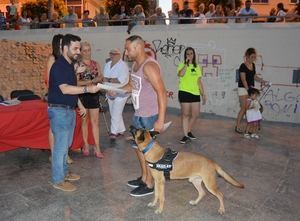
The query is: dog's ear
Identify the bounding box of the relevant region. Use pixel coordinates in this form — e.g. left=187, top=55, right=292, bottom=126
left=137, top=129, right=145, bottom=142
left=149, top=131, right=160, bottom=140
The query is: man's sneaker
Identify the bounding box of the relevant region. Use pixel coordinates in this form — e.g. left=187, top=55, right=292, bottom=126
left=244, top=133, right=251, bottom=139
left=130, top=183, right=154, bottom=197
left=127, top=176, right=143, bottom=188
left=65, top=173, right=80, bottom=181
left=53, top=181, right=76, bottom=192
left=187, top=132, right=196, bottom=140
left=251, top=133, right=260, bottom=139
left=180, top=136, right=191, bottom=144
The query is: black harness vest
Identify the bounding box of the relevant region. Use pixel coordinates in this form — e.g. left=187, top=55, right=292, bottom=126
left=147, top=148, right=178, bottom=181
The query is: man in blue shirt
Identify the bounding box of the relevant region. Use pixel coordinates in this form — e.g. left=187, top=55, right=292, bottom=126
left=0, top=11, right=7, bottom=30
left=48, top=34, right=100, bottom=192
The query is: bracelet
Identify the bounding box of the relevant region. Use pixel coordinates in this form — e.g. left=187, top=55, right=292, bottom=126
left=83, top=86, right=88, bottom=93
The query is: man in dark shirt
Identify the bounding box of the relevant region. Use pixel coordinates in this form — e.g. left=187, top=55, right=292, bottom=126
left=82, top=10, right=96, bottom=27
left=179, top=1, right=194, bottom=24
left=48, top=34, right=100, bottom=192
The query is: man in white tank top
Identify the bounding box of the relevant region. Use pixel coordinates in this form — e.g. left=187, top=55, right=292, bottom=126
left=123, top=35, right=167, bottom=197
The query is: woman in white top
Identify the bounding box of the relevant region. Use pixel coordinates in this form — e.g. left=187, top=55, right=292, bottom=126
left=18, top=10, right=31, bottom=30
left=196, top=3, right=206, bottom=24
left=276, top=3, right=287, bottom=22
left=94, top=6, right=110, bottom=26
left=134, top=4, right=145, bottom=25
left=103, top=48, right=129, bottom=139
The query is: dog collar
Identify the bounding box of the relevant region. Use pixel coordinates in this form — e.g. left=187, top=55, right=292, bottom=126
left=142, top=139, right=155, bottom=154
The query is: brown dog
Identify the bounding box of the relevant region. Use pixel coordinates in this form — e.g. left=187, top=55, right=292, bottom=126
left=130, top=127, right=244, bottom=214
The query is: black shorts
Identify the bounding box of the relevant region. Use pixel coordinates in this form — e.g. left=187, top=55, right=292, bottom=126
left=178, top=91, right=200, bottom=103
left=79, top=92, right=100, bottom=109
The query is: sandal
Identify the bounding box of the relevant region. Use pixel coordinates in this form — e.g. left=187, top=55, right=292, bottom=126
left=94, top=151, right=104, bottom=159
left=82, top=145, right=89, bottom=156
left=94, top=146, right=104, bottom=159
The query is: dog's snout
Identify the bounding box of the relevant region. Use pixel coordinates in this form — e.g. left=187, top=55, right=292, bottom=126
left=129, top=125, right=137, bottom=136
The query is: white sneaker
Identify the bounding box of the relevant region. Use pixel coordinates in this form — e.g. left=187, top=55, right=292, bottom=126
left=251, top=133, right=260, bottom=139
left=244, top=133, right=251, bottom=139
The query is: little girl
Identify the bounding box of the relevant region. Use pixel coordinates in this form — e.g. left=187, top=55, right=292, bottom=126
left=244, top=88, right=262, bottom=139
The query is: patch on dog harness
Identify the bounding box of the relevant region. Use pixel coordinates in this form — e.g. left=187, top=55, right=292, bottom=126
left=148, top=148, right=178, bottom=181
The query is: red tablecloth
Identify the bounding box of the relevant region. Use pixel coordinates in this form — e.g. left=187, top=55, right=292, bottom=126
left=0, top=100, right=95, bottom=152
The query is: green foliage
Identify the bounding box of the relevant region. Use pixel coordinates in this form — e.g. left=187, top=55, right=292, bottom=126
left=105, top=0, right=150, bottom=17
left=194, top=0, right=242, bottom=10
left=21, top=0, right=67, bottom=19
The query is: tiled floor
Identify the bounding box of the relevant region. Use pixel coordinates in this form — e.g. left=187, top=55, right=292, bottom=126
left=1, top=106, right=299, bottom=221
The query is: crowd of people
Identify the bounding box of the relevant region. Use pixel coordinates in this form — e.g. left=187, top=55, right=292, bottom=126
left=1, top=0, right=300, bottom=30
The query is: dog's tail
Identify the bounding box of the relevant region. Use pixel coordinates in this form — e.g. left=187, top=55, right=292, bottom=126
left=215, top=164, right=245, bottom=189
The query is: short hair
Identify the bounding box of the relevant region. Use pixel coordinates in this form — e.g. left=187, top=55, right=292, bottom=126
left=245, top=0, right=251, bottom=3
left=248, top=87, right=260, bottom=96
left=126, top=35, right=143, bottom=43
left=61, top=34, right=81, bottom=48
left=52, top=34, right=64, bottom=60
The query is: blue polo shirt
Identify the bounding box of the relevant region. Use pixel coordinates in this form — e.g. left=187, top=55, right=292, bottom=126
left=48, top=56, right=78, bottom=108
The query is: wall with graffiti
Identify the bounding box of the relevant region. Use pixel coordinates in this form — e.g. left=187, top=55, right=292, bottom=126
left=1, top=24, right=299, bottom=123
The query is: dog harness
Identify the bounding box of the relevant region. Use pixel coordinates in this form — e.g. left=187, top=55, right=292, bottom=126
left=147, top=148, right=178, bottom=181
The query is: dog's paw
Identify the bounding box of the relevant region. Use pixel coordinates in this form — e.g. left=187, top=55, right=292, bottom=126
left=218, top=207, right=225, bottom=215
left=155, top=208, right=163, bottom=214
left=189, top=200, right=198, bottom=205
left=148, top=202, right=155, bottom=207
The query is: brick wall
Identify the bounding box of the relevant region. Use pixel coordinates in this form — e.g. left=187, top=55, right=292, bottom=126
left=0, top=39, right=51, bottom=99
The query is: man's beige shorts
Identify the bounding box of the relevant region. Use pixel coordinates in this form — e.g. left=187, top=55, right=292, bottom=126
left=238, top=87, right=248, bottom=96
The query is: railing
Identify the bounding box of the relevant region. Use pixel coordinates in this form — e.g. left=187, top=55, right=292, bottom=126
left=1, top=14, right=299, bottom=31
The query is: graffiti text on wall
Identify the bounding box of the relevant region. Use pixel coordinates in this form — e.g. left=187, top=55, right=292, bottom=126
left=262, top=88, right=299, bottom=116
left=152, top=38, right=185, bottom=66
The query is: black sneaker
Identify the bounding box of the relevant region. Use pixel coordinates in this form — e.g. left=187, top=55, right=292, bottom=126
left=130, top=183, right=154, bottom=197
left=235, top=126, right=243, bottom=134
left=187, top=132, right=196, bottom=140
left=180, top=136, right=191, bottom=144
left=127, top=177, right=143, bottom=188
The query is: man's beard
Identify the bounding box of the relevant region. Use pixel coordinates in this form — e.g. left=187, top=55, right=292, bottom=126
left=67, top=51, right=79, bottom=62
